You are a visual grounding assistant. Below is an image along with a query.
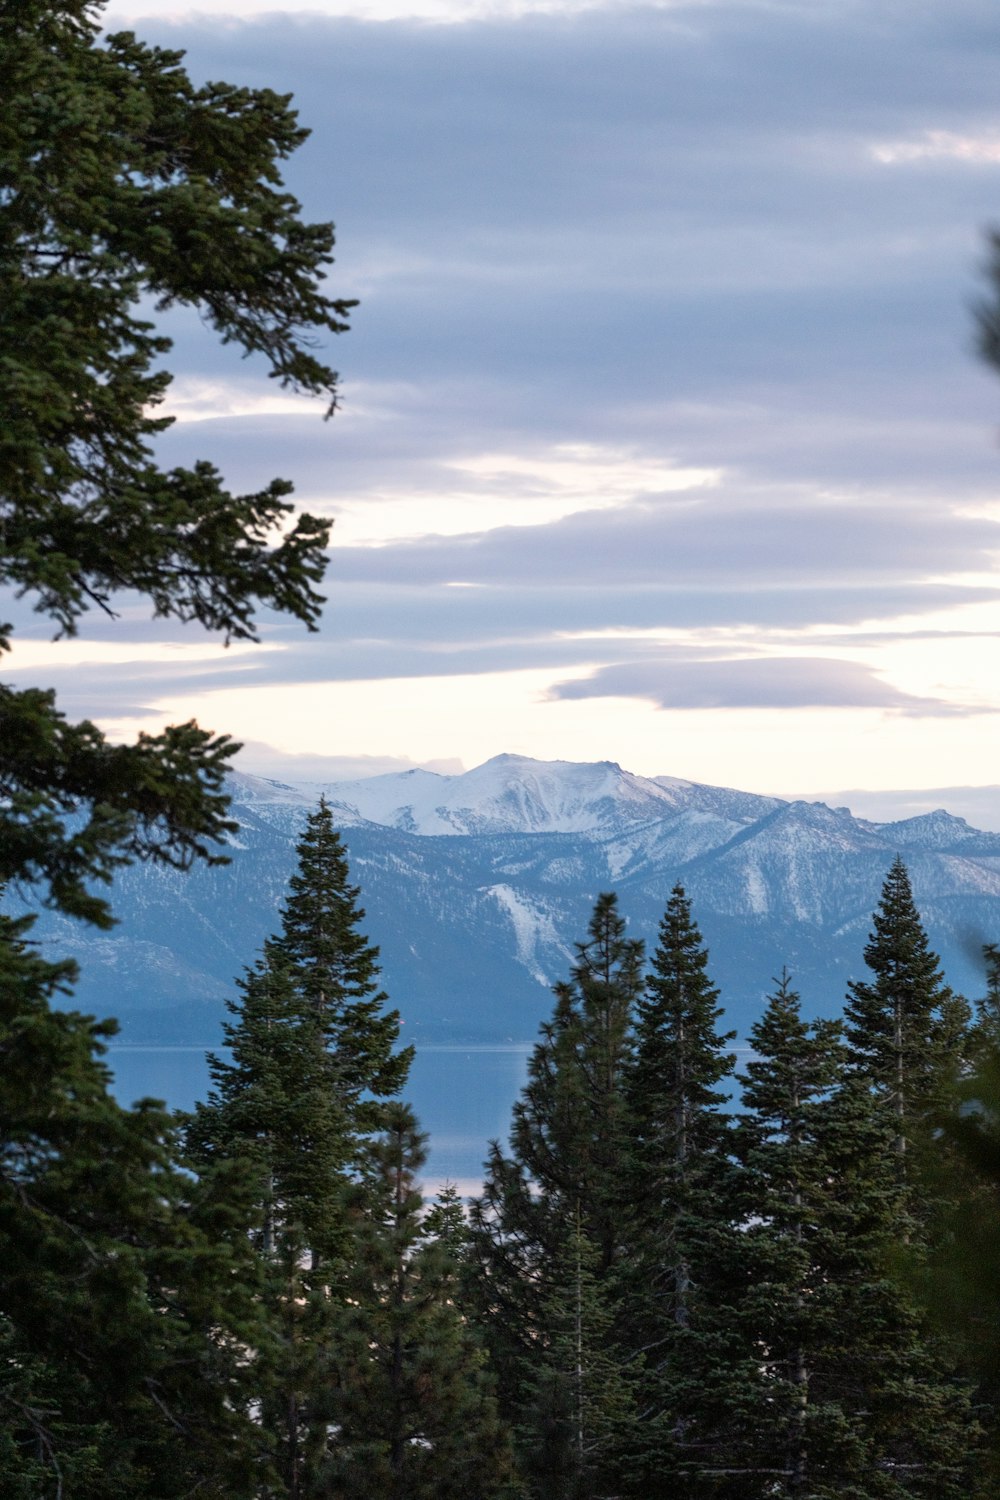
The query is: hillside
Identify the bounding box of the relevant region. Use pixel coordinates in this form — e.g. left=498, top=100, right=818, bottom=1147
left=23, top=754, right=1000, bottom=1044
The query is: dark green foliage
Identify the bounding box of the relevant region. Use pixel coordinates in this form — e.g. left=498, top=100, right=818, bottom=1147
left=1, top=0, right=351, bottom=928
left=185, top=945, right=357, bottom=1495
left=845, top=857, right=969, bottom=1170
left=519, top=1213, right=638, bottom=1500
left=513, top=892, right=641, bottom=1272
left=0, top=914, right=264, bottom=1498
left=188, top=799, right=412, bottom=1206
left=1, top=0, right=349, bottom=630
left=734, top=975, right=885, bottom=1495
left=469, top=894, right=643, bottom=1497
left=422, top=1180, right=471, bottom=1253
left=1, top=4, right=364, bottom=1490
left=326, top=1105, right=519, bottom=1500
left=911, top=944, right=1000, bottom=1479
left=625, top=884, right=737, bottom=1288
left=0, top=679, right=239, bottom=927
left=185, top=816, right=413, bottom=1494
left=619, top=884, right=745, bottom=1494
left=735, top=972, right=981, bottom=1497
left=186, top=802, right=414, bottom=1496
left=188, top=943, right=349, bottom=1261
left=275, top=797, right=413, bottom=1137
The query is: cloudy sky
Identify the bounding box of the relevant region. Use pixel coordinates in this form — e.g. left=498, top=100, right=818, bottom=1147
left=12, top=0, right=1000, bottom=818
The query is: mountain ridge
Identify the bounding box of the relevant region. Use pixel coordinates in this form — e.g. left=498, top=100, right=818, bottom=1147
left=18, top=754, right=1000, bottom=1047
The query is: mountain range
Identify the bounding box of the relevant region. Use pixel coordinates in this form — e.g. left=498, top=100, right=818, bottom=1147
left=23, top=753, right=1000, bottom=1046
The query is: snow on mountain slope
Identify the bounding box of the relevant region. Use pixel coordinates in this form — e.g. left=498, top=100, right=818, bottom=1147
left=651, top=776, right=785, bottom=825
left=878, top=810, right=985, bottom=851
left=299, top=753, right=688, bottom=837
left=228, top=755, right=792, bottom=846
left=484, top=884, right=574, bottom=986
left=25, top=755, right=1000, bottom=1049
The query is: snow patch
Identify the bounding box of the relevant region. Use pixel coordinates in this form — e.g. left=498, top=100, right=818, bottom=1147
left=485, top=884, right=566, bottom=986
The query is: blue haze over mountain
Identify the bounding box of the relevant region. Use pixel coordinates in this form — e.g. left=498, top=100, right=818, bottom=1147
left=28, top=755, right=1000, bottom=1045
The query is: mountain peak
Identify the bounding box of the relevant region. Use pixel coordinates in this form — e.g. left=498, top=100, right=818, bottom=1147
left=882, top=809, right=978, bottom=850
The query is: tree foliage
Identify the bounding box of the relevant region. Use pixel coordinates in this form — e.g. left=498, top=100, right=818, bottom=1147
left=1, top=0, right=353, bottom=927
left=469, top=894, right=643, bottom=1496
left=327, top=1105, right=519, bottom=1500
left=0, top=915, right=264, bottom=1498
left=0, top=3, right=356, bottom=1490
left=185, top=805, right=412, bottom=1496
left=845, top=856, right=969, bottom=1166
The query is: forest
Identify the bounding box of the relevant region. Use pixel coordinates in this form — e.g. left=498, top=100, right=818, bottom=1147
left=3, top=799, right=1000, bottom=1497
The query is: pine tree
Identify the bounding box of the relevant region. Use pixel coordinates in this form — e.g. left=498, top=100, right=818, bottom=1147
left=468, top=894, right=643, bottom=1497
left=619, top=884, right=745, bottom=1495
left=734, top=972, right=854, bottom=1495
left=0, top=914, right=263, bottom=1498
left=275, top=798, right=412, bottom=1142
left=185, top=805, right=413, bottom=1495
left=326, top=1105, right=519, bottom=1500
left=186, top=945, right=351, bottom=1495
left=188, top=946, right=348, bottom=1258
left=2, top=5, right=357, bottom=1486
left=2, top=0, right=352, bottom=930
left=188, top=801, right=411, bottom=1237
left=737, top=970, right=983, bottom=1498
left=829, top=867, right=985, bottom=1494
left=915, top=943, right=1000, bottom=1481
left=520, top=1209, right=638, bottom=1500
left=845, top=856, right=969, bottom=1177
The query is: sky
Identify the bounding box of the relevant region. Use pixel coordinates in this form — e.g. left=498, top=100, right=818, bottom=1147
left=11, top=0, right=1000, bottom=821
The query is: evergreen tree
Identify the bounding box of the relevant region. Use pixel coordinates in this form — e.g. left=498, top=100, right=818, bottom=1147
left=2, top=6, right=358, bottom=1487
left=469, top=894, right=643, bottom=1497
left=188, top=946, right=348, bottom=1259
left=0, top=914, right=263, bottom=1498
left=188, top=801, right=411, bottom=1234
left=185, top=806, right=413, bottom=1495
left=915, top=943, right=1000, bottom=1480
left=619, top=884, right=745, bottom=1494
left=326, top=1105, right=519, bottom=1500
left=845, top=856, right=969, bottom=1176
left=737, top=971, right=982, bottom=1498
left=734, top=973, right=856, bottom=1496
left=1, top=0, right=352, bottom=929
left=186, top=945, right=351, bottom=1496
left=275, top=798, right=412, bottom=1140
left=518, top=1210, right=638, bottom=1500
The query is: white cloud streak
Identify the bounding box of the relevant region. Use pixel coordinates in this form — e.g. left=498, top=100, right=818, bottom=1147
left=871, top=129, right=1000, bottom=166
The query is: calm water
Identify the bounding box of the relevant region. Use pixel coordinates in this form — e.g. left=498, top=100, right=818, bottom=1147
left=107, top=1044, right=531, bottom=1196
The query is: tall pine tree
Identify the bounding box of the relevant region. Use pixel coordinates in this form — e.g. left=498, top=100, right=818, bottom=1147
left=0, top=914, right=264, bottom=1498
left=275, top=799, right=411, bottom=1140
left=734, top=972, right=879, bottom=1496
left=325, top=1104, right=519, bottom=1500
left=619, top=884, right=745, bottom=1495
left=186, top=802, right=412, bottom=1496
left=825, top=867, right=983, bottom=1495
left=845, top=856, right=969, bottom=1179
left=469, top=893, right=643, bottom=1498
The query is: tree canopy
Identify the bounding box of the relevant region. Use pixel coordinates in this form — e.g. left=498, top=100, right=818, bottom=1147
left=1, top=0, right=353, bottom=927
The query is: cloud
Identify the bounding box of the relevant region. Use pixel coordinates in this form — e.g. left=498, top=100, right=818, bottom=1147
left=13, top=0, right=1000, bottom=792
left=325, top=492, right=1000, bottom=592
left=871, top=130, right=1000, bottom=166
left=233, top=742, right=464, bottom=780
left=806, top=783, right=1000, bottom=831
left=127, top=1, right=1000, bottom=566
left=548, top=655, right=966, bottom=714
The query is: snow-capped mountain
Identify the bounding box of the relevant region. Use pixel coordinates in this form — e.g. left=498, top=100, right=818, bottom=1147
left=21, top=755, right=1000, bottom=1047
left=288, top=754, right=701, bottom=837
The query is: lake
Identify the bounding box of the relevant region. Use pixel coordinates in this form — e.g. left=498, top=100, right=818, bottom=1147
left=107, top=1043, right=532, bottom=1197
